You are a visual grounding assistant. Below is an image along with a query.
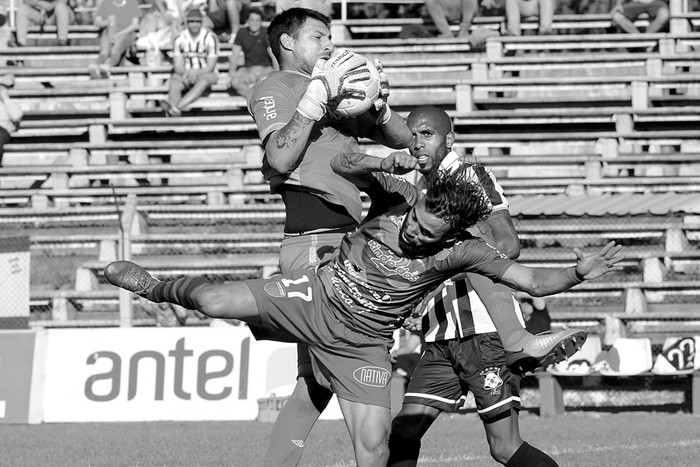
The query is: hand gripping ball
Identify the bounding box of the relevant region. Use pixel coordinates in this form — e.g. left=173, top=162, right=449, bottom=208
left=332, top=56, right=382, bottom=118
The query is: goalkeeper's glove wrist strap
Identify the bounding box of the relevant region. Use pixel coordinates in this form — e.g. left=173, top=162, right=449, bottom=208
left=297, top=80, right=327, bottom=121
left=379, top=103, right=392, bottom=125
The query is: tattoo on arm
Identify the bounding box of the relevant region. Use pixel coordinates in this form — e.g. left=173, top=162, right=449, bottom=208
left=276, top=113, right=312, bottom=150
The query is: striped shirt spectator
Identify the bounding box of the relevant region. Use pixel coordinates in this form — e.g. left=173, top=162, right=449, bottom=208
left=173, top=26, right=220, bottom=70
left=160, top=9, right=219, bottom=117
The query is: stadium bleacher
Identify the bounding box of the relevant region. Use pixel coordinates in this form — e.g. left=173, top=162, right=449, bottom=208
left=1, top=0, right=699, bottom=381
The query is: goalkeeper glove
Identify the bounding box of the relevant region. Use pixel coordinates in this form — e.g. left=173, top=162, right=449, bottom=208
left=297, top=49, right=371, bottom=121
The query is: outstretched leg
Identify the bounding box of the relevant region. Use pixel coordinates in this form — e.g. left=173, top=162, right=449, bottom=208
left=104, top=261, right=262, bottom=324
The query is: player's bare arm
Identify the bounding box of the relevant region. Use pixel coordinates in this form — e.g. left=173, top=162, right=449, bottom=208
left=482, top=209, right=521, bottom=260
left=331, top=151, right=418, bottom=187
left=499, top=241, right=624, bottom=297
left=265, top=113, right=317, bottom=173
left=364, top=59, right=413, bottom=148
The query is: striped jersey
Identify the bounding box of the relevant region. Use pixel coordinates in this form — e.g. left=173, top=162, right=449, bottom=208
left=415, top=151, right=523, bottom=342
left=173, top=28, right=219, bottom=70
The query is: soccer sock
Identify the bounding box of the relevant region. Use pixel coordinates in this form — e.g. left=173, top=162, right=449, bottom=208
left=387, top=434, right=421, bottom=467
left=149, top=277, right=210, bottom=311
left=467, top=273, right=531, bottom=351
left=505, top=442, right=559, bottom=467
left=264, top=376, right=332, bottom=467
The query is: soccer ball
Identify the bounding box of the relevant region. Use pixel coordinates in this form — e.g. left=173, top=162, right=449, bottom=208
left=333, top=57, right=382, bottom=118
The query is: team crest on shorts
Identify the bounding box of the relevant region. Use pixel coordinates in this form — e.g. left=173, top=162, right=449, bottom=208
left=480, top=366, right=503, bottom=396
left=353, top=366, right=391, bottom=388
left=263, top=280, right=285, bottom=298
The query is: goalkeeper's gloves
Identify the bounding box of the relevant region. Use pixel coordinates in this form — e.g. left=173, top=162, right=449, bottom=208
left=370, top=59, right=392, bottom=125
left=297, top=49, right=371, bottom=121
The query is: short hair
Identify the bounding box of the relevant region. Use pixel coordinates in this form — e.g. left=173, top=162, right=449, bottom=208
left=267, top=8, right=331, bottom=62
left=406, top=105, right=453, bottom=134
left=248, top=8, right=264, bottom=19
left=423, top=164, right=492, bottom=237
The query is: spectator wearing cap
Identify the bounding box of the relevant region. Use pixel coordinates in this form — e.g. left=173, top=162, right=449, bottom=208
left=0, top=75, right=23, bottom=166
left=228, top=8, right=277, bottom=102
left=160, top=8, right=220, bottom=117
left=13, top=0, right=76, bottom=47
left=89, top=0, right=142, bottom=79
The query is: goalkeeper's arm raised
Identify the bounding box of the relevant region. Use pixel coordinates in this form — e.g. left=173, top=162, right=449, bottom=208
left=264, top=50, right=373, bottom=173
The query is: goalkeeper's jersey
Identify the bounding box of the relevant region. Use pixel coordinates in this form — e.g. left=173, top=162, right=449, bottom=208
left=248, top=70, right=378, bottom=224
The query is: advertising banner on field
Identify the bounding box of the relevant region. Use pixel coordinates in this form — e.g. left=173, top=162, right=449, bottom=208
left=42, top=327, right=298, bottom=422
left=0, top=330, right=36, bottom=423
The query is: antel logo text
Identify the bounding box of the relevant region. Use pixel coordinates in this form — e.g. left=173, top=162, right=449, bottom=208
left=84, top=337, right=248, bottom=402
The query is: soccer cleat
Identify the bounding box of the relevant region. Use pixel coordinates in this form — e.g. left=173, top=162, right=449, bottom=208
left=104, top=261, right=159, bottom=299
left=505, top=329, right=588, bottom=375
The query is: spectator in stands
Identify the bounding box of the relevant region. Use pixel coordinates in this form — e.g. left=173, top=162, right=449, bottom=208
left=88, top=0, right=142, bottom=79
left=425, top=0, right=478, bottom=38
left=228, top=8, right=277, bottom=101
left=137, top=0, right=186, bottom=53
left=0, top=74, right=23, bottom=166
left=505, top=0, right=555, bottom=35
left=13, top=0, right=75, bottom=47
left=275, top=0, right=333, bottom=18
left=160, top=8, right=219, bottom=117
left=202, top=0, right=251, bottom=41
left=611, top=0, right=670, bottom=34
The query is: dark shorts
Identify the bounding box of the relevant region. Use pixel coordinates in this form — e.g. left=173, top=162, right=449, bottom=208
left=403, top=333, right=521, bottom=421
left=207, top=4, right=251, bottom=31
left=245, top=270, right=393, bottom=408
left=622, top=1, right=667, bottom=21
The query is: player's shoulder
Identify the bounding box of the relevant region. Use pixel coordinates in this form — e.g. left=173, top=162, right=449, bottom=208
left=252, top=71, right=307, bottom=96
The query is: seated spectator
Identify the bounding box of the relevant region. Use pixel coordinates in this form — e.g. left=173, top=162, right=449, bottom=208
left=611, top=0, right=670, bottom=34
left=88, top=0, right=142, bottom=79
left=0, top=75, right=23, bottom=166
left=13, top=0, right=75, bottom=46
left=202, top=0, right=251, bottom=41
left=505, top=0, right=555, bottom=35
left=137, top=0, right=186, bottom=52
left=425, top=0, right=478, bottom=38
left=275, top=0, right=333, bottom=18
left=228, top=8, right=277, bottom=101
left=160, top=8, right=219, bottom=117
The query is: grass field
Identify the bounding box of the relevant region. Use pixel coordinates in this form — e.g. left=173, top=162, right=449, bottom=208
left=2, top=411, right=699, bottom=466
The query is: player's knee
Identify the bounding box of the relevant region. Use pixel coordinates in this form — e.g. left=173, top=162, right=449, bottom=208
left=360, top=432, right=390, bottom=463
left=656, top=8, right=670, bottom=23
left=188, top=284, right=224, bottom=317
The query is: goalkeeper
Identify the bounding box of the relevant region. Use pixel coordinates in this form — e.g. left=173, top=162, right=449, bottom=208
left=246, top=7, right=412, bottom=466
